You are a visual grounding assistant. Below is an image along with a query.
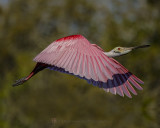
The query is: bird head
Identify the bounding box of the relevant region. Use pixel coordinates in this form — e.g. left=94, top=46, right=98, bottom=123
left=107, top=44, right=150, bottom=57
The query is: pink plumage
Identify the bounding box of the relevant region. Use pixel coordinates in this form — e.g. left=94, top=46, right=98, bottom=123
left=33, top=35, right=144, bottom=98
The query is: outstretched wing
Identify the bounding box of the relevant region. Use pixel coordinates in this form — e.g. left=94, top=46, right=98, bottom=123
left=34, top=35, right=143, bottom=98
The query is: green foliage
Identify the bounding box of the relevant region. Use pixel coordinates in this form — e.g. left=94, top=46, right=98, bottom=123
left=0, top=0, right=160, bottom=127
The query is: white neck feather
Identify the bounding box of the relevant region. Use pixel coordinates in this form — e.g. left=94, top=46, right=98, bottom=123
left=104, top=51, right=117, bottom=58
left=104, top=51, right=125, bottom=58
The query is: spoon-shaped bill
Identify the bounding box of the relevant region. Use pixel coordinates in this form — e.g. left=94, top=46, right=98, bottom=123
left=131, top=44, right=150, bottom=50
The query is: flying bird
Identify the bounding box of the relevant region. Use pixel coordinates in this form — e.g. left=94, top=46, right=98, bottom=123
left=13, top=35, right=150, bottom=98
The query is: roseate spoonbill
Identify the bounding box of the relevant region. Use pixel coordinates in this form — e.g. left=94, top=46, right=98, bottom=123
left=13, top=35, right=150, bottom=98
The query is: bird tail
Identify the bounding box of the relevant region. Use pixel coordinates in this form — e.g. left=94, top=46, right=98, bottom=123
left=12, top=63, right=47, bottom=87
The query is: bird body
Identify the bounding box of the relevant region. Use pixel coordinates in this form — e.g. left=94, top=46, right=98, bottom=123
left=13, top=34, right=150, bottom=98
left=34, top=35, right=120, bottom=81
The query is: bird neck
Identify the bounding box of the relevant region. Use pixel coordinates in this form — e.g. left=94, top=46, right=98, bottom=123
left=104, top=52, right=114, bottom=57
left=104, top=51, right=122, bottom=58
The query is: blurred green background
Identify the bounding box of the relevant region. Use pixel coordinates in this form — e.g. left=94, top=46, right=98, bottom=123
left=0, top=0, right=160, bottom=127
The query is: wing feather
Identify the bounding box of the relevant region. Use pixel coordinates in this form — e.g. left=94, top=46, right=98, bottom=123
left=85, top=55, right=91, bottom=79
left=34, top=35, right=144, bottom=98
left=121, top=83, right=132, bottom=98
left=68, top=50, right=78, bottom=72
left=116, top=69, right=132, bottom=97
left=76, top=53, right=84, bottom=76
left=108, top=80, right=116, bottom=95
left=128, top=77, right=143, bottom=90
left=63, top=51, right=75, bottom=70
left=82, top=54, right=86, bottom=78
left=116, top=86, right=124, bottom=97
left=66, top=50, right=77, bottom=71
left=112, top=78, right=124, bottom=96
left=110, top=58, right=144, bottom=91
left=98, top=56, right=113, bottom=79
left=126, top=81, right=137, bottom=95
left=92, top=47, right=112, bottom=81
left=61, top=51, right=73, bottom=68
left=55, top=50, right=68, bottom=66
left=90, top=56, right=99, bottom=81
left=91, top=54, right=106, bottom=82
left=118, top=68, right=137, bottom=95
left=101, top=54, right=119, bottom=74
left=132, top=74, right=144, bottom=84
left=72, top=52, right=81, bottom=75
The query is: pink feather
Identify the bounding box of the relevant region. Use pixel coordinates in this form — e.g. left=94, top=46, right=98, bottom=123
left=34, top=35, right=144, bottom=98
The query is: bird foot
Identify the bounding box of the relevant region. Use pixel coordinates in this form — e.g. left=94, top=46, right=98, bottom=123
left=12, top=77, right=27, bottom=87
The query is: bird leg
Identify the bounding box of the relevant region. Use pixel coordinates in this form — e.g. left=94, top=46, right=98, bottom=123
left=12, top=63, right=47, bottom=87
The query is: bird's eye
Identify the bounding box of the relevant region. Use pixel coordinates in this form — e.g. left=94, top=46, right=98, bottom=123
left=118, top=48, right=121, bottom=50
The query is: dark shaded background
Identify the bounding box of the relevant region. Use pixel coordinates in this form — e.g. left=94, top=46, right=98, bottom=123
left=0, top=0, right=160, bottom=127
